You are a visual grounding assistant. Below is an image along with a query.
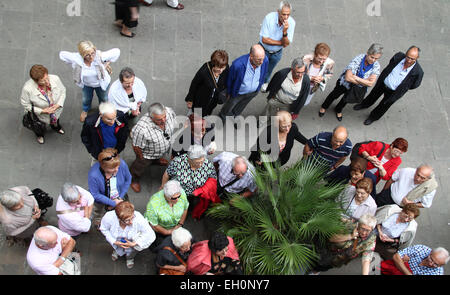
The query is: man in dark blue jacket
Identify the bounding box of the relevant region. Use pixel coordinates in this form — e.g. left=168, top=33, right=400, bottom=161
left=219, top=44, right=268, bottom=124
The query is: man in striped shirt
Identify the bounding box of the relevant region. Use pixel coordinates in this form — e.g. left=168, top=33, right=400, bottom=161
left=303, top=126, right=352, bottom=170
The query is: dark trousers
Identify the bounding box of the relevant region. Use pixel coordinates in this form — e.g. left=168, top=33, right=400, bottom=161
left=115, top=0, right=139, bottom=28
left=34, top=119, right=62, bottom=137
left=321, top=80, right=349, bottom=113
left=129, top=157, right=161, bottom=182
left=375, top=187, right=396, bottom=207
left=360, top=83, right=397, bottom=120
left=219, top=91, right=258, bottom=121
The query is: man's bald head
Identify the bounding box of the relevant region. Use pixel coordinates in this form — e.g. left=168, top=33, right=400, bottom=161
left=331, top=126, right=348, bottom=150
left=249, top=44, right=265, bottom=68
left=414, top=164, right=433, bottom=185
left=34, top=227, right=58, bottom=250
left=232, top=156, right=248, bottom=178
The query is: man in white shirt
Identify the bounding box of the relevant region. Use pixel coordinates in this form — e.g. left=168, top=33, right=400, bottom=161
left=26, top=226, right=77, bottom=275
left=375, top=165, right=437, bottom=208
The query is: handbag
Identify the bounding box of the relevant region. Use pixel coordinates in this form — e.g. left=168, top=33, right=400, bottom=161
left=206, top=62, right=227, bottom=105
left=343, top=84, right=367, bottom=104
left=158, top=246, right=187, bottom=275
left=59, top=252, right=81, bottom=275
left=22, top=104, right=46, bottom=136
left=30, top=188, right=53, bottom=215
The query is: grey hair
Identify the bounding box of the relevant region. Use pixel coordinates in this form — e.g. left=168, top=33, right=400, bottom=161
left=407, top=45, right=421, bottom=57
left=187, top=145, right=206, bottom=160
left=163, top=180, right=182, bottom=198
left=291, top=57, right=305, bottom=69
left=33, top=227, right=54, bottom=248
left=148, top=102, right=165, bottom=118
left=99, top=102, right=116, bottom=115
left=61, top=182, right=80, bottom=203
left=119, top=67, right=135, bottom=82
left=232, top=155, right=247, bottom=169
left=279, top=0, right=292, bottom=10
left=367, top=43, right=383, bottom=55
left=433, top=247, right=450, bottom=264
left=171, top=227, right=192, bottom=249
left=358, top=214, right=377, bottom=229
left=0, top=190, right=22, bottom=209
left=417, top=163, right=434, bottom=178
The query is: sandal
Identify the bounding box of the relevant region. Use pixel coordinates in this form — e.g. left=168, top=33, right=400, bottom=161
left=112, top=251, right=119, bottom=261
left=126, top=258, right=134, bottom=269
left=166, top=3, right=184, bottom=10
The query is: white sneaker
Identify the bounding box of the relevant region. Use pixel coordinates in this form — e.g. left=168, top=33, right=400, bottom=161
left=261, top=83, right=269, bottom=93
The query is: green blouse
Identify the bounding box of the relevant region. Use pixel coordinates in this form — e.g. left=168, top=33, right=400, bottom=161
left=144, top=190, right=189, bottom=229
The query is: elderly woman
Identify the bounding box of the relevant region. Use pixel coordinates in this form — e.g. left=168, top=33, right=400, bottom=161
left=0, top=186, right=45, bottom=246
left=187, top=231, right=242, bottom=275
left=302, top=43, right=335, bottom=106
left=185, top=50, right=229, bottom=117
left=319, top=43, right=383, bottom=121
left=340, top=178, right=377, bottom=222
left=155, top=227, right=194, bottom=275
left=88, top=148, right=132, bottom=227
left=56, top=183, right=94, bottom=237
left=310, top=214, right=378, bottom=275
left=59, top=41, right=120, bottom=122
left=374, top=204, right=419, bottom=260
left=144, top=180, right=189, bottom=248
left=161, top=145, right=217, bottom=197
left=358, top=138, right=408, bottom=184
left=172, top=114, right=216, bottom=158
left=100, top=201, right=156, bottom=269
left=20, top=65, right=66, bottom=144
left=249, top=110, right=307, bottom=167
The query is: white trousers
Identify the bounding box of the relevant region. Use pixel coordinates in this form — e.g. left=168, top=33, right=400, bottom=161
left=143, top=0, right=179, bottom=8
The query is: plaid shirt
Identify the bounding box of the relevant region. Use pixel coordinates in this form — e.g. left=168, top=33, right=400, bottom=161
left=397, top=245, right=444, bottom=275
left=339, top=54, right=381, bottom=89
left=131, top=107, right=176, bottom=160
left=213, top=152, right=257, bottom=193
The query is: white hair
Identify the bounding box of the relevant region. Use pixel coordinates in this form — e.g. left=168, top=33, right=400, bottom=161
left=163, top=180, right=182, bottom=198
left=33, top=227, right=55, bottom=248
left=232, top=155, right=248, bottom=170
left=279, top=1, right=292, bottom=10
left=0, top=190, right=22, bottom=209
left=148, top=102, right=165, bottom=118
left=433, top=247, right=450, bottom=264
left=99, top=102, right=116, bottom=115
left=367, top=43, right=383, bottom=55
left=171, top=227, right=192, bottom=249
left=358, top=214, right=377, bottom=229
left=61, top=183, right=80, bottom=203
left=187, top=145, right=206, bottom=160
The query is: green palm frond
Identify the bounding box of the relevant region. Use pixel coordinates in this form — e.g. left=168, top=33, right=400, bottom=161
left=272, top=240, right=318, bottom=274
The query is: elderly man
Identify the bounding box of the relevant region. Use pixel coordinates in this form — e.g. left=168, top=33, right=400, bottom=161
left=382, top=245, right=449, bottom=275
left=260, top=1, right=296, bottom=92
left=81, top=102, right=128, bottom=161
left=263, top=57, right=310, bottom=119
left=354, top=46, right=424, bottom=125
left=108, top=67, right=147, bottom=125
left=26, top=226, right=77, bottom=275
left=130, top=102, right=177, bottom=193
left=56, top=183, right=94, bottom=238
left=219, top=44, right=268, bottom=124
left=375, top=165, right=438, bottom=208
left=303, top=126, right=352, bottom=170
left=213, top=152, right=257, bottom=198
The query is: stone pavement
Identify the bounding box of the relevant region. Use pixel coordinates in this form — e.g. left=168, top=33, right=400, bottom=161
left=0, top=0, right=449, bottom=275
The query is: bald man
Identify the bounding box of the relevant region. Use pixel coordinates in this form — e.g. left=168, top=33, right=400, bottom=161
left=354, top=46, right=424, bottom=125
left=219, top=44, right=269, bottom=125
left=303, top=126, right=352, bottom=170
left=26, top=226, right=77, bottom=275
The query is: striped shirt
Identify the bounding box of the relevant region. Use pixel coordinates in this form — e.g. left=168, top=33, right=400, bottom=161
left=397, top=245, right=444, bottom=275
left=307, top=132, right=352, bottom=168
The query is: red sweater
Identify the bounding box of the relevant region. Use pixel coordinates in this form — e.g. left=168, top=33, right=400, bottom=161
left=358, top=141, right=402, bottom=183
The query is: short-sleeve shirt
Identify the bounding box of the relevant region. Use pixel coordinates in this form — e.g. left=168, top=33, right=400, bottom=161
left=390, top=168, right=436, bottom=208
left=213, top=152, right=257, bottom=193
left=166, top=154, right=217, bottom=196
left=307, top=132, right=352, bottom=168
left=259, top=11, right=295, bottom=52
left=397, top=245, right=444, bottom=275
left=26, top=226, right=71, bottom=275
left=144, top=189, right=189, bottom=229
left=339, top=54, right=381, bottom=89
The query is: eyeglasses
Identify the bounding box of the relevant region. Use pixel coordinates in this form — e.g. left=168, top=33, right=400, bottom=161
left=425, top=254, right=441, bottom=268
left=102, top=153, right=118, bottom=162
left=401, top=211, right=415, bottom=221
left=163, top=132, right=170, bottom=140
left=405, top=56, right=416, bottom=62
left=119, top=214, right=135, bottom=224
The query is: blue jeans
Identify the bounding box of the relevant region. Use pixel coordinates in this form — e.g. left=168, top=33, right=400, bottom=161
left=82, top=86, right=108, bottom=112
left=263, top=48, right=283, bottom=83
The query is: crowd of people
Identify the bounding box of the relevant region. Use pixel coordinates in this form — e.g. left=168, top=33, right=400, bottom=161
left=1, top=1, right=448, bottom=276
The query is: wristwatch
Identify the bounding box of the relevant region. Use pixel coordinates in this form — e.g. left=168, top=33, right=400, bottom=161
left=283, top=33, right=288, bottom=37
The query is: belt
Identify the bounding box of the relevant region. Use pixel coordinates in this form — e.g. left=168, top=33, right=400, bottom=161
left=259, top=42, right=282, bottom=54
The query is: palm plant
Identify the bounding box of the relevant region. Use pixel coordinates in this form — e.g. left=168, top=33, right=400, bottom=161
left=207, top=155, right=347, bottom=275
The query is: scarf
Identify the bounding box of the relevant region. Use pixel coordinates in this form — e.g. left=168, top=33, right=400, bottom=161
left=356, top=55, right=374, bottom=78
left=405, top=175, right=438, bottom=202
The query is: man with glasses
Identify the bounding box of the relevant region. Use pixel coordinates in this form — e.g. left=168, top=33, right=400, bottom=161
left=353, top=46, right=424, bottom=125
left=263, top=57, right=310, bottom=120
left=129, top=102, right=176, bottom=193
left=81, top=102, right=129, bottom=164
left=374, top=164, right=438, bottom=208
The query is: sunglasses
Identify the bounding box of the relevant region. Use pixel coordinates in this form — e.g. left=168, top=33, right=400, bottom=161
left=163, top=132, right=170, bottom=140
left=102, top=153, right=118, bottom=162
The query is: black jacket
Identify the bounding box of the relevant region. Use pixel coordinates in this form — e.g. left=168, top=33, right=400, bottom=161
left=81, top=111, right=129, bottom=160
left=171, top=125, right=215, bottom=158
left=185, top=62, right=229, bottom=116
left=266, top=68, right=311, bottom=115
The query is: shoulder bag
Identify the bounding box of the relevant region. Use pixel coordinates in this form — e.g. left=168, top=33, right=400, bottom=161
left=206, top=62, right=227, bottom=105
left=158, top=246, right=187, bottom=275
left=59, top=252, right=81, bottom=275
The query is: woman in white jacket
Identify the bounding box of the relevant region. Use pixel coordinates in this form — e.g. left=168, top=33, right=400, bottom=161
left=59, top=41, right=120, bottom=122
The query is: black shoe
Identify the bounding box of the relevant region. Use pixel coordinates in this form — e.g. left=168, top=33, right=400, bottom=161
left=318, top=111, right=325, bottom=117
left=336, top=113, right=343, bottom=121
left=364, top=118, right=374, bottom=125
left=353, top=104, right=367, bottom=111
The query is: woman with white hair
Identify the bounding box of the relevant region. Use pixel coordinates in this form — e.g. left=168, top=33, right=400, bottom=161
left=144, top=180, right=189, bottom=248
left=0, top=186, right=45, bottom=246
left=310, top=214, right=378, bottom=275
left=161, top=145, right=217, bottom=197
left=59, top=40, right=120, bottom=122
left=155, top=227, right=194, bottom=275
left=56, top=183, right=94, bottom=237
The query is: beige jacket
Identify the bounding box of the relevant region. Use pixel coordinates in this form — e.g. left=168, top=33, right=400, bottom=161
left=20, top=75, right=66, bottom=124
left=302, top=53, right=335, bottom=92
